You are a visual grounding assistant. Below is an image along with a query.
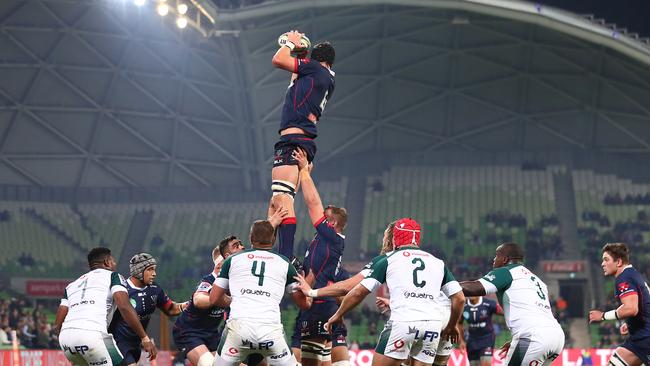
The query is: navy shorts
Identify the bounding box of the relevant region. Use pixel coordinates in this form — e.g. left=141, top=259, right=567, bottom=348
left=467, top=346, right=493, bottom=361
left=172, top=325, right=221, bottom=356
left=115, top=338, right=141, bottom=365
left=291, top=312, right=304, bottom=349
left=300, top=301, right=348, bottom=347
left=273, top=134, right=317, bottom=168
left=621, top=336, right=650, bottom=364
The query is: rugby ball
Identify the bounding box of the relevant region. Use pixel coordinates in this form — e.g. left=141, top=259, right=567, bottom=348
left=278, top=33, right=311, bottom=50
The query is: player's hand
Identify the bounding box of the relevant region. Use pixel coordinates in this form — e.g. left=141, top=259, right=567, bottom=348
left=324, top=313, right=343, bottom=334
left=269, top=206, right=289, bottom=228
left=441, top=324, right=459, bottom=344
left=286, top=30, right=303, bottom=47
left=141, top=337, right=157, bottom=360
left=292, top=148, right=309, bottom=171
left=588, top=309, right=604, bottom=323
left=620, top=323, right=629, bottom=335
left=375, top=297, right=390, bottom=314
left=497, top=341, right=511, bottom=359
left=293, top=273, right=313, bottom=296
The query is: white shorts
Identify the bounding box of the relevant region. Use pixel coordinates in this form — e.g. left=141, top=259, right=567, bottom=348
left=436, top=307, right=453, bottom=357
left=59, top=328, right=123, bottom=366
left=375, top=319, right=443, bottom=363
left=215, top=319, right=296, bottom=366
left=505, top=326, right=565, bottom=366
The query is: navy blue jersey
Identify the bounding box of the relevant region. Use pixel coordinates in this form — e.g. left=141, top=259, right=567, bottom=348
left=303, top=216, right=345, bottom=303
left=109, top=279, right=172, bottom=343
left=463, top=297, right=498, bottom=348
left=615, top=266, right=650, bottom=340
left=280, top=58, right=335, bottom=138
left=173, top=272, right=226, bottom=335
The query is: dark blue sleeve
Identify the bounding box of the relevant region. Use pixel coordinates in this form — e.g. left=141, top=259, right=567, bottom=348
left=296, top=58, right=319, bottom=76
left=156, top=285, right=172, bottom=310
left=314, top=216, right=343, bottom=246
left=616, top=272, right=638, bottom=300
left=489, top=299, right=498, bottom=314
left=335, top=268, right=350, bottom=282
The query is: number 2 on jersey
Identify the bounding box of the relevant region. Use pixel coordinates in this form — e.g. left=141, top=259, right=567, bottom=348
left=251, top=261, right=266, bottom=286
left=411, top=258, right=426, bottom=288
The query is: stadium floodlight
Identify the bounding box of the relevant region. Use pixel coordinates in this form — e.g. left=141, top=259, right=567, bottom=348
left=157, top=2, right=169, bottom=16
left=134, top=0, right=146, bottom=6
left=177, top=2, right=188, bottom=15
left=176, top=16, right=188, bottom=29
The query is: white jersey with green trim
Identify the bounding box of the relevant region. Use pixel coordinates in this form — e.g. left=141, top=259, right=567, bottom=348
left=214, top=249, right=298, bottom=324
left=61, top=268, right=127, bottom=332
left=478, top=263, right=559, bottom=335
left=360, top=247, right=461, bottom=322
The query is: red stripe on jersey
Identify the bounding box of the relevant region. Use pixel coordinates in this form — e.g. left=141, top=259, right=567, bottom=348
left=620, top=291, right=638, bottom=299
left=314, top=215, right=327, bottom=227
left=294, top=58, right=298, bottom=73
left=162, top=298, right=173, bottom=310
left=282, top=217, right=297, bottom=225
left=296, top=79, right=314, bottom=109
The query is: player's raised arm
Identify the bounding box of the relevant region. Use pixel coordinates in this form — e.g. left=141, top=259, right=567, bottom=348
left=294, top=148, right=324, bottom=225
left=272, top=30, right=304, bottom=73
left=53, top=298, right=68, bottom=335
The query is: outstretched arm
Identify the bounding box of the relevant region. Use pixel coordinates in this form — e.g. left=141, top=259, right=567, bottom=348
left=294, top=148, right=324, bottom=225
left=295, top=272, right=365, bottom=298
left=324, top=284, right=370, bottom=332
left=461, top=280, right=487, bottom=297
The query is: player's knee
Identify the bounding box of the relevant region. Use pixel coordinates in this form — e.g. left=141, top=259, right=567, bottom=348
left=272, top=180, right=296, bottom=198
left=332, top=361, right=350, bottom=366
left=302, top=341, right=331, bottom=361
left=433, top=355, right=450, bottom=366
left=197, top=351, right=215, bottom=366
left=608, top=352, right=630, bottom=366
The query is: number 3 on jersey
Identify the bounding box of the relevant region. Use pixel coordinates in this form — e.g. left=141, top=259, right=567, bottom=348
left=251, top=260, right=266, bottom=286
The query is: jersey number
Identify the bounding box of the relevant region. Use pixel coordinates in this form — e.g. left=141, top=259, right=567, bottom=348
left=251, top=261, right=266, bottom=286
left=77, top=278, right=88, bottom=299
left=530, top=276, right=546, bottom=300
left=319, top=91, right=329, bottom=113
left=411, top=258, right=426, bottom=288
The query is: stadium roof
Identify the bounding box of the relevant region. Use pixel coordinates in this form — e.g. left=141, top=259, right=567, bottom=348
left=0, top=0, right=649, bottom=190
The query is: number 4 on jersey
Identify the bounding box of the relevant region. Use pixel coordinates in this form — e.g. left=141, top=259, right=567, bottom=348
left=251, top=261, right=266, bottom=286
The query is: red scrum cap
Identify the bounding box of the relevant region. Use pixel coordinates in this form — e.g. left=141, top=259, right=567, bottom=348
left=393, top=218, right=421, bottom=248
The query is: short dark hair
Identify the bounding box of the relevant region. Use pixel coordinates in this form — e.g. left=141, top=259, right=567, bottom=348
left=499, top=242, right=524, bottom=261
left=603, top=243, right=629, bottom=264
left=325, top=205, right=348, bottom=231
left=250, top=220, right=275, bottom=245
left=87, top=247, right=112, bottom=267
left=218, top=235, right=239, bottom=257
left=311, top=42, right=335, bottom=66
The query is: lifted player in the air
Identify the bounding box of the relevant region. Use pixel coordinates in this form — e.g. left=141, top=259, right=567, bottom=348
left=109, top=253, right=187, bottom=366
left=210, top=220, right=312, bottom=366
left=269, top=30, right=336, bottom=261
left=589, top=243, right=650, bottom=366
left=293, top=148, right=349, bottom=366
left=461, top=243, right=564, bottom=366
left=55, top=247, right=156, bottom=366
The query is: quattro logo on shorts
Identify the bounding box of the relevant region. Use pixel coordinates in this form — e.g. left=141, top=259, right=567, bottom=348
left=241, top=288, right=271, bottom=297
left=89, top=360, right=108, bottom=365
left=270, top=349, right=289, bottom=359
left=403, top=292, right=435, bottom=300
left=422, top=350, right=435, bottom=357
